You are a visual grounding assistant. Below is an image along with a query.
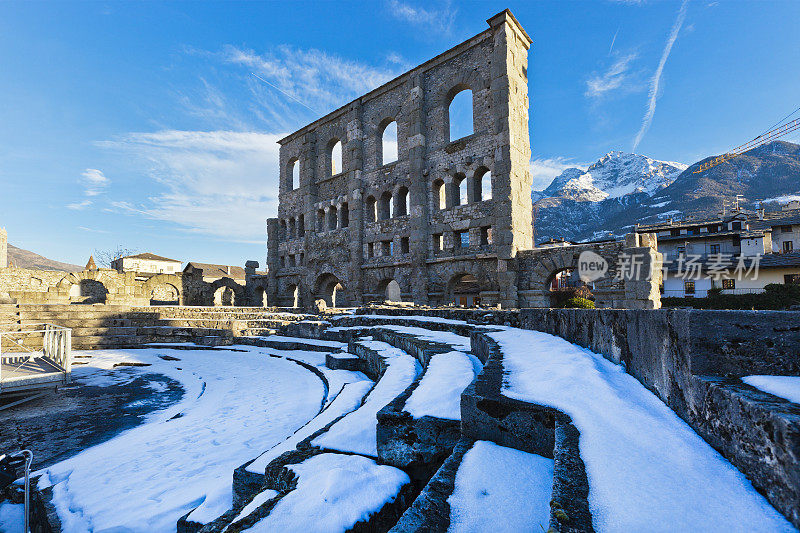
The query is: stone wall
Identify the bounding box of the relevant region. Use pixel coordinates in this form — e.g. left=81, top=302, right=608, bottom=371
left=0, top=266, right=249, bottom=306
left=0, top=228, right=6, bottom=269
left=267, top=10, right=534, bottom=309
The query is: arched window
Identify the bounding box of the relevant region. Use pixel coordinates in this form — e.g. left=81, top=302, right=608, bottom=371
left=448, top=88, right=473, bottom=141
left=433, top=180, right=446, bottom=210
left=328, top=206, right=338, bottom=230
left=289, top=159, right=300, bottom=190
left=288, top=218, right=296, bottom=239
left=365, top=196, right=377, bottom=223
left=396, top=187, right=409, bottom=217
left=476, top=169, right=492, bottom=201
left=298, top=214, right=305, bottom=237
left=454, top=174, right=467, bottom=206
left=316, top=209, right=325, bottom=232
left=379, top=191, right=393, bottom=220
left=381, top=120, right=398, bottom=165
left=340, top=203, right=349, bottom=228
left=330, top=139, right=343, bottom=176
left=279, top=220, right=287, bottom=241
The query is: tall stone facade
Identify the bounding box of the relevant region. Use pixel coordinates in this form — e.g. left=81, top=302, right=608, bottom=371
left=0, top=228, right=7, bottom=269
left=267, top=10, right=534, bottom=308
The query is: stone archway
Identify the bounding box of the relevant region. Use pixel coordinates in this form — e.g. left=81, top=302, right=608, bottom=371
left=449, top=273, right=480, bottom=307
left=213, top=285, right=235, bottom=306
left=150, top=284, right=179, bottom=306
left=286, top=283, right=300, bottom=308
left=377, top=279, right=402, bottom=302
left=69, top=279, right=108, bottom=304
left=315, top=273, right=347, bottom=308
left=256, top=286, right=267, bottom=307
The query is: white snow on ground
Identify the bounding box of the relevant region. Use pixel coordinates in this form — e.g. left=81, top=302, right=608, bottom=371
left=447, top=440, right=553, bottom=533
left=492, top=328, right=795, bottom=532
left=259, top=346, right=369, bottom=407
left=37, top=348, right=326, bottom=532
left=0, top=502, right=23, bottom=533
left=245, top=453, right=409, bottom=533
left=245, top=380, right=374, bottom=474
left=261, top=335, right=347, bottom=348
left=225, top=489, right=279, bottom=527
left=313, top=340, right=421, bottom=456
left=743, top=375, right=800, bottom=405
left=403, top=351, right=482, bottom=420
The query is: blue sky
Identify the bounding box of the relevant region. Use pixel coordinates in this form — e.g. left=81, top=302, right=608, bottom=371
left=1, top=0, right=798, bottom=267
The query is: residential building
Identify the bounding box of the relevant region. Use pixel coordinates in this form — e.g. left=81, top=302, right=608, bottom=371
left=111, top=253, right=182, bottom=275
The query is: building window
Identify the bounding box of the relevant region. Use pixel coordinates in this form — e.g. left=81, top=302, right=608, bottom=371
left=330, top=139, right=343, bottom=176
left=456, top=230, right=469, bottom=249
left=379, top=191, right=393, bottom=220
left=289, top=218, right=296, bottom=239
left=453, top=174, right=467, bottom=206
left=684, top=280, right=695, bottom=295
left=368, top=242, right=374, bottom=258
left=328, top=206, right=338, bottom=230
left=670, top=229, right=680, bottom=236
left=709, top=244, right=720, bottom=255
left=784, top=274, right=800, bottom=284
left=381, top=240, right=392, bottom=256
left=401, top=236, right=410, bottom=254
left=732, top=235, right=741, bottom=247
left=298, top=214, right=305, bottom=237
left=381, top=120, right=398, bottom=165
left=396, top=187, right=409, bottom=217
left=289, top=159, right=300, bottom=190
left=781, top=225, right=793, bottom=233
left=783, top=241, right=794, bottom=253
left=732, top=221, right=742, bottom=230
left=340, top=203, right=349, bottom=228
left=316, top=209, right=325, bottom=232
left=480, top=226, right=492, bottom=246
left=433, top=234, right=443, bottom=252
left=474, top=169, right=492, bottom=202
left=722, top=278, right=735, bottom=290
left=677, top=246, right=686, bottom=256
left=433, top=179, right=446, bottom=210
left=289, top=254, right=295, bottom=267
left=365, top=196, right=377, bottom=223
left=448, top=88, right=473, bottom=141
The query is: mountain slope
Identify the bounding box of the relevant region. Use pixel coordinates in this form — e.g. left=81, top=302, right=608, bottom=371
left=7, top=243, right=82, bottom=272
left=533, top=141, right=800, bottom=243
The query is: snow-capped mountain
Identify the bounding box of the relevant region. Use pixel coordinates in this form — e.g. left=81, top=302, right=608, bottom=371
left=537, top=151, right=687, bottom=202
left=531, top=141, right=800, bottom=244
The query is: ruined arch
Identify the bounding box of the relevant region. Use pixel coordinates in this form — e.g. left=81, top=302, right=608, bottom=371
left=314, top=273, right=347, bottom=308
left=255, top=286, right=267, bottom=307
left=380, top=118, right=398, bottom=166
left=328, top=138, right=343, bottom=176
left=449, top=273, right=481, bottom=307
left=365, top=195, right=377, bottom=223
left=379, top=191, right=393, bottom=220
left=395, top=186, right=409, bottom=217
left=287, top=157, right=300, bottom=190
left=210, top=277, right=243, bottom=307
left=150, top=283, right=179, bottom=306
left=377, top=278, right=402, bottom=302
left=474, top=166, right=492, bottom=202
left=432, top=179, right=446, bottom=211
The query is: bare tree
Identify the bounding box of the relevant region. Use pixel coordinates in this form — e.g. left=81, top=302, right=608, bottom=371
left=94, top=246, right=139, bottom=269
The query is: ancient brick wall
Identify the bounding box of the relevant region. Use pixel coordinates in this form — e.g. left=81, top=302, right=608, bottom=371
left=268, top=10, right=533, bottom=309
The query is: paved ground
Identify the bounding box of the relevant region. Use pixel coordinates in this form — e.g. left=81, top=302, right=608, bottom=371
left=0, top=366, right=183, bottom=470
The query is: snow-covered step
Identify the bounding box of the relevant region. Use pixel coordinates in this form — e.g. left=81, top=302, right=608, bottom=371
left=244, top=335, right=347, bottom=353
left=311, top=339, right=421, bottom=457
left=248, top=451, right=413, bottom=533
left=484, top=327, right=795, bottom=532
left=325, top=352, right=362, bottom=371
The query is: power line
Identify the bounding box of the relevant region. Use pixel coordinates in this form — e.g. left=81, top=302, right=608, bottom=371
left=250, top=73, right=320, bottom=116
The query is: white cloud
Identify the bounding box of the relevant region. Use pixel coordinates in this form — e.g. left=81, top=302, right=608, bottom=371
left=586, top=53, right=640, bottom=99
left=632, top=0, right=689, bottom=151
left=223, top=45, right=401, bottom=119
left=387, top=0, right=456, bottom=34
left=67, top=199, right=93, bottom=210
left=530, top=157, right=588, bottom=191
left=100, top=130, right=284, bottom=241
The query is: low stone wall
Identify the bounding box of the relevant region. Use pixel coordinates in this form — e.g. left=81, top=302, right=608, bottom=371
left=518, top=307, right=800, bottom=529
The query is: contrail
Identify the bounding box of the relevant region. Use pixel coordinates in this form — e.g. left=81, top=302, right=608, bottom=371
left=632, top=0, right=688, bottom=151
left=609, top=24, right=621, bottom=55
left=250, top=72, right=320, bottom=115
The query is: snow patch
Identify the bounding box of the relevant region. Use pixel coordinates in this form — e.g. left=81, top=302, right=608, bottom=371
left=742, top=375, right=800, bottom=405
left=245, top=453, right=409, bottom=533
left=448, top=441, right=553, bottom=533
left=403, top=351, right=482, bottom=420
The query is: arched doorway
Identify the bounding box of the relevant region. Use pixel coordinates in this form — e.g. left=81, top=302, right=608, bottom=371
left=69, top=279, right=108, bottom=304
left=547, top=268, right=592, bottom=307
left=285, top=284, right=300, bottom=308
left=150, top=284, right=179, bottom=306
left=450, top=274, right=480, bottom=307
left=315, top=273, right=346, bottom=307
left=213, top=285, right=235, bottom=306
left=255, top=286, right=267, bottom=307
left=378, top=279, right=402, bottom=302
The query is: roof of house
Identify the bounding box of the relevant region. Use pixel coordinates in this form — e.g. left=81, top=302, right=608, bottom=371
left=184, top=262, right=247, bottom=279
left=122, top=252, right=181, bottom=263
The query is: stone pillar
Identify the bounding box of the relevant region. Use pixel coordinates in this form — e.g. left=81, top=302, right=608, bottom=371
left=622, top=233, right=663, bottom=309
left=487, top=10, right=533, bottom=308
left=266, top=219, right=279, bottom=306
left=346, top=102, right=366, bottom=305
left=406, top=74, right=430, bottom=305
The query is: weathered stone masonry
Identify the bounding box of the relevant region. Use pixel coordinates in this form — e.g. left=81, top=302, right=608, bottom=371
left=268, top=10, right=534, bottom=309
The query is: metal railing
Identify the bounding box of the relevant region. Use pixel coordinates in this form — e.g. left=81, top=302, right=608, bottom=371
left=0, top=323, right=72, bottom=386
